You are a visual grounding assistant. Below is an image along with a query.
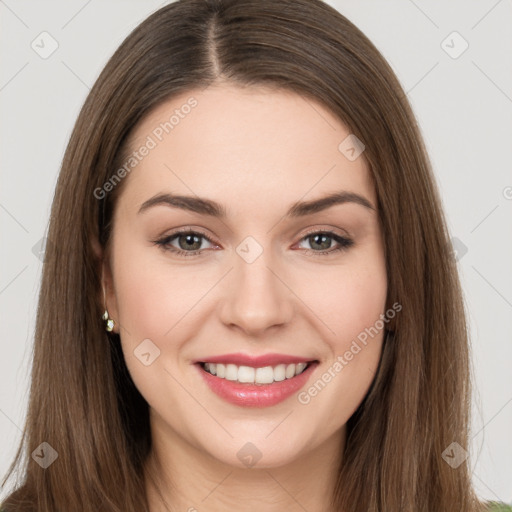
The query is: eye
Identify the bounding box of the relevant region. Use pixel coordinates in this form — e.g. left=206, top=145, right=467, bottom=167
left=296, top=230, right=354, bottom=255
left=153, top=228, right=354, bottom=257
left=153, top=228, right=217, bottom=257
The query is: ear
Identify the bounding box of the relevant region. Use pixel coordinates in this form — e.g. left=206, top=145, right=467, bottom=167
left=93, top=236, right=120, bottom=334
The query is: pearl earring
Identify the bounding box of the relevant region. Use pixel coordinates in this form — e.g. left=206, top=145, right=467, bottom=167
left=102, top=309, right=115, bottom=332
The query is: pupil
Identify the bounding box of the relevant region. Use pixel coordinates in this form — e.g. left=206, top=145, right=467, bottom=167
left=311, top=234, right=330, bottom=250
left=180, top=234, right=200, bottom=250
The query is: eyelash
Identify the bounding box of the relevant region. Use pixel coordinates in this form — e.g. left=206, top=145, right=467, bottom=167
left=153, top=227, right=354, bottom=258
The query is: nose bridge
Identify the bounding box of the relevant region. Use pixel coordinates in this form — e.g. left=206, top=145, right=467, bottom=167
left=219, top=236, right=293, bottom=333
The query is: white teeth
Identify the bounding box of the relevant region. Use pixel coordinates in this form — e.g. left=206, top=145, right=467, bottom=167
left=255, top=366, right=274, bottom=384
left=285, top=363, right=296, bottom=379
left=238, top=365, right=255, bottom=383
left=295, top=362, right=307, bottom=375
left=216, top=363, right=226, bottom=378
left=273, top=364, right=286, bottom=382
left=202, top=361, right=311, bottom=383
left=225, top=364, right=238, bottom=381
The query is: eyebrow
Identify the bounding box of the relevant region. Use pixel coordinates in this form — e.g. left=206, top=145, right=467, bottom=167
left=137, top=190, right=376, bottom=218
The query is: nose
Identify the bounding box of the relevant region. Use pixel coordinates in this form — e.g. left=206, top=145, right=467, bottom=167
left=218, top=248, right=294, bottom=337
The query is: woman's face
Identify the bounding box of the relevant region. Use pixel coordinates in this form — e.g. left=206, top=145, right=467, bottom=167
left=104, top=83, right=387, bottom=469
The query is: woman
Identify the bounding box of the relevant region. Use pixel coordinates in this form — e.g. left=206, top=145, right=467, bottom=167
left=1, top=0, right=509, bottom=510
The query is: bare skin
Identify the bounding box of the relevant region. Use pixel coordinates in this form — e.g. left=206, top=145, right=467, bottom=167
left=101, top=83, right=388, bottom=512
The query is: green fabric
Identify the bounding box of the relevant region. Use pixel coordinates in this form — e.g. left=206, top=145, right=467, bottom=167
left=488, top=502, right=512, bottom=511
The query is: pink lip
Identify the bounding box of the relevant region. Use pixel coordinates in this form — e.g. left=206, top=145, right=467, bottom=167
left=195, top=361, right=319, bottom=408
left=194, top=352, right=315, bottom=367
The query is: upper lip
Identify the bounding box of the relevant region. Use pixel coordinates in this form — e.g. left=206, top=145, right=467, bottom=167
left=194, top=352, right=317, bottom=367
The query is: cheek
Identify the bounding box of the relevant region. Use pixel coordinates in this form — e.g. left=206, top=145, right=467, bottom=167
left=110, top=244, right=195, bottom=409
left=111, top=244, right=207, bottom=340
left=295, top=264, right=387, bottom=432
left=332, top=272, right=386, bottom=341
left=304, top=255, right=388, bottom=347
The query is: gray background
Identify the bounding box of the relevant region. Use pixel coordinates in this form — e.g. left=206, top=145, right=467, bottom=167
left=1, top=0, right=511, bottom=504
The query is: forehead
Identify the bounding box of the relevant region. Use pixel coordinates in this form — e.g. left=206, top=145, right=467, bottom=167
left=118, top=84, right=376, bottom=214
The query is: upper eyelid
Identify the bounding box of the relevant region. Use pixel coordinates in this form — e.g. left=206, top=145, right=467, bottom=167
left=299, top=226, right=351, bottom=239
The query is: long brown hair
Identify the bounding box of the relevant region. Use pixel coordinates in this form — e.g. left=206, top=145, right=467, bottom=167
left=1, top=0, right=488, bottom=510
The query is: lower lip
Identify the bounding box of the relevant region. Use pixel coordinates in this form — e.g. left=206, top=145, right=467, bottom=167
left=195, top=362, right=318, bottom=407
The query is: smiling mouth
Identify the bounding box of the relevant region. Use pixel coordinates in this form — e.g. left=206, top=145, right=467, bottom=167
left=198, top=360, right=318, bottom=385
